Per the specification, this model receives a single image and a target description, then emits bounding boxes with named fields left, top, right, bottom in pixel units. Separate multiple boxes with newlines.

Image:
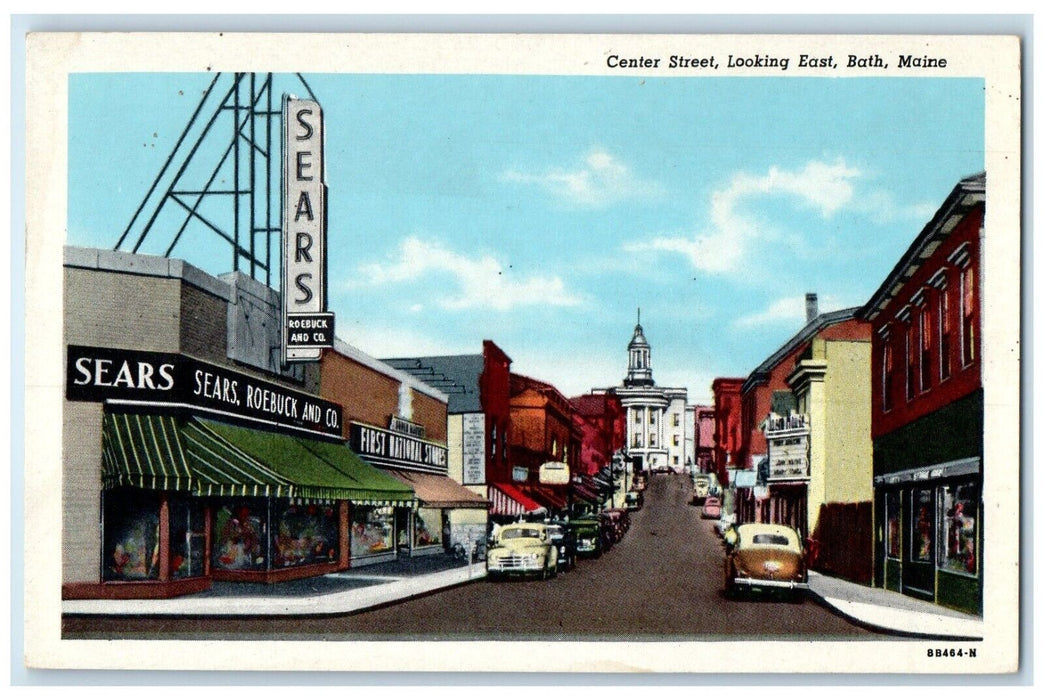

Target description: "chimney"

left=805, top=293, right=819, bottom=323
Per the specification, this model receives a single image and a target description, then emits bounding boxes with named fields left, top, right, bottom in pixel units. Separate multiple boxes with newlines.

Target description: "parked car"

left=625, top=490, right=643, bottom=511
left=692, top=474, right=711, bottom=504
left=604, top=508, right=630, bottom=542
left=486, top=522, right=558, bottom=580
left=723, top=523, right=808, bottom=600
left=701, top=496, right=722, bottom=519
left=569, top=517, right=604, bottom=558
left=546, top=522, right=577, bottom=572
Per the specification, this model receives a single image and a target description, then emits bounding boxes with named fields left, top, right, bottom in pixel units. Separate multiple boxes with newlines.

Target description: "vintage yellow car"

left=486, top=523, right=558, bottom=580
left=723, top=522, right=808, bottom=600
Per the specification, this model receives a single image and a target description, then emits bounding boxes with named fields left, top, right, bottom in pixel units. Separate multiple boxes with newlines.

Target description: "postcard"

left=23, top=31, right=1021, bottom=674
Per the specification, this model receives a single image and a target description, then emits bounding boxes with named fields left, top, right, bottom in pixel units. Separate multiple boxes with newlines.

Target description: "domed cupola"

left=624, top=309, right=654, bottom=387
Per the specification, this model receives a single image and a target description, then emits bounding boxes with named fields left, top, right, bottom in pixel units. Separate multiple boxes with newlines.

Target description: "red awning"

left=489, top=482, right=544, bottom=516
left=572, top=483, right=601, bottom=504
left=520, top=484, right=568, bottom=510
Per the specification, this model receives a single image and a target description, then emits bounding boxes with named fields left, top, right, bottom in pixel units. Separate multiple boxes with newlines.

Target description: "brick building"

left=857, top=172, right=985, bottom=614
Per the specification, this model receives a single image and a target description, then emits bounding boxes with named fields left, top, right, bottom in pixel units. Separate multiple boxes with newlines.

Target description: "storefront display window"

left=885, top=491, right=901, bottom=559
left=351, top=505, right=395, bottom=558
left=938, top=482, right=978, bottom=576
left=272, top=501, right=339, bottom=568
left=213, top=500, right=267, bottom=571
left=169, top=496, right=206, bottom=579
left=911, top=488, right=934, bottom=562
left=103, top=488, right=161, bottom=581
left=413, top=507, right=444, bottom=548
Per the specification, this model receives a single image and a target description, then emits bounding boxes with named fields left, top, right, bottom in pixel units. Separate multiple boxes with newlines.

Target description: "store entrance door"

left=902, top=486, right=936, bottom=600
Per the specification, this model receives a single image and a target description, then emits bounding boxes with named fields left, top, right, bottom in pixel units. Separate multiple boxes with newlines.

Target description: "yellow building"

left=780, top=329, right=873, bottom=583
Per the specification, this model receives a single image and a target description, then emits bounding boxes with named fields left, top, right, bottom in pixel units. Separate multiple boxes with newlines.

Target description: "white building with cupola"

left=594, top=314, right=691, bottom=474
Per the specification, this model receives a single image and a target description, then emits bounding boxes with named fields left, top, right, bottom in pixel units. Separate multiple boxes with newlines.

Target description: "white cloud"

left=350, top=236, right=582, bottom=311
left=626, top=158, right=863, bottom=274
left=502, top=148, right=663, bottom=207
left=732, top=293, right=848, bottom=329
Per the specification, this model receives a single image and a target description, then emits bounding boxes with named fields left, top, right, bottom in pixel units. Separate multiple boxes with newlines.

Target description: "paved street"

left=63, top=473, right=886, bottom=640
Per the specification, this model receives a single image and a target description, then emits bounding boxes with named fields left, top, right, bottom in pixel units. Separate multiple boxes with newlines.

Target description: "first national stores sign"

left=67, top=345, right=344, bottom=439
left=282, top=96, right=334, bottom=362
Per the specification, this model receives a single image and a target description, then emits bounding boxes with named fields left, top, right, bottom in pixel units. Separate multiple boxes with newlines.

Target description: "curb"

left=807, top=588, right=984, bottom=640
left=62, top=563, right=487, bottom=618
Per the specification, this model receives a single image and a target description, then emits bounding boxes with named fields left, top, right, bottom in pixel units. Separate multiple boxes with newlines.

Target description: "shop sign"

left=538, top=461, right=570, bottom=485
left=350, top=422, right=448, bottom=474
left=512, top=466, right=528, bottom=482
left=461, top=413, right=485, bottom=485
left=66, top=344, right=343, bottom=439
left=389, top=415, right=426, bottom=439
left=282, top=97, right=333, bottom=363
left=767, top=434, right=810, bottom=481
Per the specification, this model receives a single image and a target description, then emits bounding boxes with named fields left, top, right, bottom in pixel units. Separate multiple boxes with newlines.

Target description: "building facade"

left=711, top=378, right=744, bottom=488
left=693, top=405, right=715, bottom=475
left=63, top=248, right=417, bottom=598
left=779, top=329, right=873, bottom=583
left=857, top=172, right=985, bottom=615
left=735, top=298, right=870, bottom=546
left=322, top=342, right=488, bottom=563
left=606, top=318, right=690, bottom=474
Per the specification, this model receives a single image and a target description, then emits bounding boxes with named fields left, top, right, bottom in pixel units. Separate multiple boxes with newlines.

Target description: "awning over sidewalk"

left=572, top=482, right=601, bottom=504
left=385, top=469, right=489, bottom=509
left=489, top=482, right=544, bottom=516
left=519, top=484, right=568, bottom=510
left=102, top=411, right=414, bottom=505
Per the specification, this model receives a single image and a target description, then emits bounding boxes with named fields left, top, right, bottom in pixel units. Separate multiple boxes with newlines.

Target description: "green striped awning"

left=101, top=412, right=414, bottom=505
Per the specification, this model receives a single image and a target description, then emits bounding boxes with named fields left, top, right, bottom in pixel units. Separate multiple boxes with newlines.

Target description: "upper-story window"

left=882, top=342, right=894, bottom=412
left=961, top=265, right=977, bottom=366
left=490, top=424, right=498, bottom=460
left=634, top=409, right=642, bottom=423
left=919, top=303, right=933, bottom=392
left=672, top=414, right=680, bottom=427
left=649, top=412, right=656, bottom=425
left=939, top=281, right=952, bottom=381
left=905, top=325, right=916, bottom=402
left=633, top=433, right=642, bottom=448
left=551, top=437, right=558, bottom=458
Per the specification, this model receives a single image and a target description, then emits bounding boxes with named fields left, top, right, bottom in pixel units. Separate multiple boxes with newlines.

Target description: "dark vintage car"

left=625, top=490, right=643, bottom=511
left=723, top=523, right=809, bottom=600
left=546, top=522, right=577, bottom=572
left=569, top=517, right=604, bottom=558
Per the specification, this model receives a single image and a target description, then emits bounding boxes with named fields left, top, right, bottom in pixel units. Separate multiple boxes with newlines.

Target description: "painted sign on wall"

left=461, top=413, right=486, bottom=485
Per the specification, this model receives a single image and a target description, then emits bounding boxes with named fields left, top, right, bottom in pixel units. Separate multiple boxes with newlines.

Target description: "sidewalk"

left=62, top=554, right=487, bottom=617
left=807, top=570, right=984, bottom=640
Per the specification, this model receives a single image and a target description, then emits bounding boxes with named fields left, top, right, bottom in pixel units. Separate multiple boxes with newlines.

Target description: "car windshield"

left=501, top=528, right=542, bottom=540
left=546, top=526, right=563, bottom=538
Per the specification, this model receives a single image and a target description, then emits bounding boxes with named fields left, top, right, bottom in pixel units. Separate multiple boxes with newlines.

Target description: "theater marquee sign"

left=66, top=345, right=343, bottom=439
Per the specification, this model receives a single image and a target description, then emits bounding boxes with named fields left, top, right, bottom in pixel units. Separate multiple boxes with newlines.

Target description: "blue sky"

left=68, top=72, right=984, bottom=403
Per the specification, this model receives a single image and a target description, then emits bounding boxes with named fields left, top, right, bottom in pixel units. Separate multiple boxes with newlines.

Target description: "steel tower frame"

left=114, top=72, right=316, bottom=288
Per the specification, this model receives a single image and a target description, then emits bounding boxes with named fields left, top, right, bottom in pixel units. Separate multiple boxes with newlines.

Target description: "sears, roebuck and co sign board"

left=283, top=96, right=334, bottom=362
left=66, top=345, right=343, bottom=439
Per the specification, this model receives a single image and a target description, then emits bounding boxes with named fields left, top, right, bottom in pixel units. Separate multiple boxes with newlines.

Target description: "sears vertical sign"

left=282, top=96, right=335, bottom=363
